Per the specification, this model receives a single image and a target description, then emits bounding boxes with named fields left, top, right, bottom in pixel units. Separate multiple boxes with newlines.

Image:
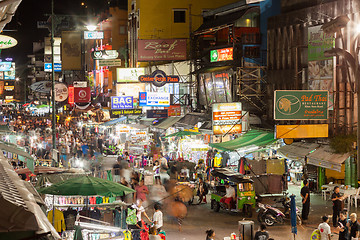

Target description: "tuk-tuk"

left=210, top=168, right=256, bottom=217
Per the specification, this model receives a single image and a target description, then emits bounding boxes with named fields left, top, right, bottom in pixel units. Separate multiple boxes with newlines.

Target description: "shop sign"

left=146, top=109, right=168, bottom=118
left=54, top=83, right=68, bottom=102
left=210, top=47, right=233, bottom=62
left=117, top=68, right=145, bottom=83
left=84, top=31, right=104, bottom=40
left=0, top=35, right=17, bottom=49
left=44, top=63, right=62, bottom=72
left=68, top=86, right=74, bottom=104
left=30, top=81, right=52, bottom=93
left=139, top=70, right=179, bottom=87
left=0, top=62, right=12, bottom=71
left=212, top=102, right=242, bottom=135
left=4, top=85, right=14, bottom=91
left=275, top=124, right=328, bottom=139
left=111, top=96, right=133, bottom=109
left=91, top=50, right=119, bottom=60
left=137, top=39, right=187, bottom=61
left=99, top=59, right=121, bottom=67
left=110, top=109, right=142, bottom=117
left=116, top=83, right=145, bottom=98
left=73, top=81, right=87, bottom=88
left=308, top=25, right=334, bottom=61
left=74, top=87, right=91, bottom=103
left=139, top=92, right=170, bottom=107
left=274, top=90, right=328, bottom=120
left=166, top=105, right=181, bottom=116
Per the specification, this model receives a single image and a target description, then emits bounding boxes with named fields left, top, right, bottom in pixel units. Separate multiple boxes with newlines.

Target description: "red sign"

left=166, top=105, right=181, bottom=116
left=74, top=87, right=91, bottom=103
left=210, top=47, right=233, bottom=62
left=137, top=39, right=187, bottom=61
left=68, top=86, right=74, bottom=104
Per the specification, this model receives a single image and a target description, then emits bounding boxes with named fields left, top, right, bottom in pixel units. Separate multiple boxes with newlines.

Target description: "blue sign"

left=84, top=31, right=104, bottom=40
left=111, top=96, right=134, bottom=109
left=0, top=62, right=12, bottom=71
left=44, top=63, right=62, bottom=72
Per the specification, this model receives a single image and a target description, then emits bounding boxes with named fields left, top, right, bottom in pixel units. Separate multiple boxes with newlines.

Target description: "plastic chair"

left=322, top=182, right=333, bottom=201
left=351, top=187, right=360, bottom=208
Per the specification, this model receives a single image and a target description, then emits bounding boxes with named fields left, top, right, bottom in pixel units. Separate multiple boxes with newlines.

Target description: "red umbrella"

left=16, top=166, right=65, bottom=175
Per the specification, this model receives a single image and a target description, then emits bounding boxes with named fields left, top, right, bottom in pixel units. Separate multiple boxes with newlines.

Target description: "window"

left=174, top=10, right=186, bottom=23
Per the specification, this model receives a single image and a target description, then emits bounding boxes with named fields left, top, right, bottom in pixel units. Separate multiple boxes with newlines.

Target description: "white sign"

left=116, top=83, right=145, bottom=98
left=84, top=31, right=104, bottom=40
left=73, top=81, right=88, bottom=88
left=99, top=59, right=121, bottom=67
left=117, top=68, right=145, bottom=83
left=30, top=81, right=52, bottom=93
left=0, top=35, right=18, bottom=49
left=54, top=83, right=68, bottom=102
left=139, top=92, right=170, bottom=107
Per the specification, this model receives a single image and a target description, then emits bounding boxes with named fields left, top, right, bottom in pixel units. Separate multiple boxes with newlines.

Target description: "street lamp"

left=86, top=25, right=97, bottom=31
left=323, top=16, right=360, bottom=179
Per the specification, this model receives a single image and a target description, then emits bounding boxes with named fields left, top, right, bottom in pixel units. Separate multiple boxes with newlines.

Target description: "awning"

left=277, top=142, right=319, bottom=161
left=176, top=112, right=209, bottom=128
left=209, top=129, right=276, bottom=151
left=100, top=116, right=127, bottom=126
left=154, top=117, right=182, bottom=129
left=307, top=145, right=350, bottom=172
left=194, top=7, right=259, bottom=35
left=191, top=66, right=233, bottom=75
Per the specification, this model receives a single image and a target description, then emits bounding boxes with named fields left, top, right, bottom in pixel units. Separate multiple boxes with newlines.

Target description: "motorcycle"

left=257, top=195, right=302, bottom=226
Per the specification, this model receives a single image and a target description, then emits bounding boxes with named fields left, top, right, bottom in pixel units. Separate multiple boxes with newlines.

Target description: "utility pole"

left=51, top=0, right=56, bottom=157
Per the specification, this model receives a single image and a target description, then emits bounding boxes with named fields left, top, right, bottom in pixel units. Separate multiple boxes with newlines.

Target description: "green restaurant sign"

left=274, top=90, right=328, bottom=120
left=0, top=35, right=17, bottom=49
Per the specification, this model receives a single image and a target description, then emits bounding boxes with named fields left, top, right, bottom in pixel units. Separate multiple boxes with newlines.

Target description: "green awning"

left=209, top=129, right=276, bottom=151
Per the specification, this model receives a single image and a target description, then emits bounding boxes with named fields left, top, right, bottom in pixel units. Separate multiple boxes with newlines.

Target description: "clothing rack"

left=54, top=201, right=129, bottom=208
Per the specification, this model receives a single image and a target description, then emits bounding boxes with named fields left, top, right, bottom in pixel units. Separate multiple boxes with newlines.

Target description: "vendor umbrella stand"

left=165, top=130, right=201, bottom=138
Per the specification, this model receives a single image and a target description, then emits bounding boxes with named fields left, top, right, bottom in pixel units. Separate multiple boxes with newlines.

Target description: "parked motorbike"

left=257, top=195, right=302, bottom=226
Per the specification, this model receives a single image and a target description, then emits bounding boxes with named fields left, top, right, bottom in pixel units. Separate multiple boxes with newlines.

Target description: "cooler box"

left=238, top=220, right=254, bottom=240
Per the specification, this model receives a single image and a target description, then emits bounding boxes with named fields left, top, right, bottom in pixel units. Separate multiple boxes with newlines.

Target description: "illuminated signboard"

left=139, top=92, right=170, bottom=107
left=91, top=50, right=119, bottom=60
left=117, top=68, right=145, bottom=83
left=0, top=35, right=17, bottom=49
left=84, top=31, right=104, bottom=40
left=210, top=47, right=233, bottom=62
left=111, top=96, right=134, bottom=109
left=116, top=83, right=145, bottom=98
left=0, top=62, right=13, bottom=71
left=68, top=86, right=74, bottom=104
left=139, top=70, right=179, bottom=87
left=212, top=102, right=242, bottom=135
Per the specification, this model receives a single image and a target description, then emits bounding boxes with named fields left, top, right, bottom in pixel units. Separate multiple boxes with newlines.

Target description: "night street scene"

left=3, top=0, right=360, bottom=239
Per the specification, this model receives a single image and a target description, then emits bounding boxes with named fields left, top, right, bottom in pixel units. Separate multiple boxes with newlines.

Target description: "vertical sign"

left=68, top=86, right=74, bottom=104
left=212, top=102, right=242, bottom=135
left=61, top=31, right=82, bottom=70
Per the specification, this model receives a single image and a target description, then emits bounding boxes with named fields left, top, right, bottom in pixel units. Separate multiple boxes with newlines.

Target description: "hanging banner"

left=68, top=86, right=74, bottom=104
left=274, top=90, right=328, bottom=120
left=308, top=25, right=334, bottom=61
left=139, top=70, right=179, bottom=87
left=74, top=87, right=91, bottom=103
left=137, top=39, right=187, bottom=61
left=212, top=102, right=242, bottom=135
left=61, top=31, right=82, bottom=70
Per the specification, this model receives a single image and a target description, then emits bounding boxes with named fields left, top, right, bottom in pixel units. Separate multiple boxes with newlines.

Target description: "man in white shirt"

left=152, top=203, right=163, bottom=232
left=318, top=216, right=332, bottom=240
left=220, top=182, right=235, bottom=210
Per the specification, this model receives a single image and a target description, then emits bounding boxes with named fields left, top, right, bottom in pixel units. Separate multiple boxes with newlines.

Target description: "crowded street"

left=2, top=0, right=360, bottom=240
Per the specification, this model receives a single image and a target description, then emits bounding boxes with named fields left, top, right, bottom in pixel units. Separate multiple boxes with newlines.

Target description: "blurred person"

left=349, top=213, right=360, bottom=239
left=254, top=224, right=269, bottom=240
left=197, top=178, right=208, bottom=204
left=337, top=210, right=348, bottom=240
left=205, top=229, right=215, bottom=240
left=149, top=227, right=161, bottom=240
left=135, top=179, right=149, bottom=202
left=318, top=216, right=331, bottom=240
left=300, top=179, right=310, bottom=221
left=152, top=203, right=163, bottom=233
left=153, top=160, right=161, bottom=185
left=131, top=199, right=152, bottom=229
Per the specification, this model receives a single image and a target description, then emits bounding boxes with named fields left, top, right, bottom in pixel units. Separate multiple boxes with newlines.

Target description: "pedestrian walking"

left=254, top=224, right=269, bottom=240
left=318, top=216, right=332, bottom=240
left=205, top=229, right=215, bottom=240
left=331, top=186, right=346, bottom=227
left=349, top=213, right=360, bottom=240
left=300, top=179, right=310, bottom=221
left=152, top=203, right=163, bottom=233
left=337, top=210, right=349, bottom=240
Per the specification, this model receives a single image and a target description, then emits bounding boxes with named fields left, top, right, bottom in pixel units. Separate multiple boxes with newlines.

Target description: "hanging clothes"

left=63, top=207, right=78, bottom=230
left=213, top=152, right=222, bottom=168
left=47, top=209, right=66, bottom=233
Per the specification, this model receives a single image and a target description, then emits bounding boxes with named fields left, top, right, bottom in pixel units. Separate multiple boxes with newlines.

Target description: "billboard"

left=139, top=92, right=170, bottom=107
left=210, top=47, right=233, bottom=62
left=137, top=39, right=187, bottom=61
left=274, top=90, right=328, bottom=120
left=111, top=96, right=133, bottom=109
left=116, top=83, right=145, bottom=98
left=74, top=87, right=91, bottom=103
left=117, top=68, right=145, bottom=83
left=139, top=69, right=179, bottom=87
left=61, top=31, right=82, bottom=70
left=84, top=31, right=104, bottom=40
left=212, top=102, right=242, bottom=135
left=276, top=124, right=328, bottom=139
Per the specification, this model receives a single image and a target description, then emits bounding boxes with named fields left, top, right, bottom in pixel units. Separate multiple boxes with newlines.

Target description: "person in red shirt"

left=135, top=179, right=149, bottom=202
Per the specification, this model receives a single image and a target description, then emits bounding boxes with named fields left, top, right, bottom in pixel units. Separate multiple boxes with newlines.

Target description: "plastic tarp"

left=209, top=129, right=276, bottom=151
left=307, top=145, right=350, bottom=172
left=277, top=142, right=320, bottom=161
left=154, top=117, right=181, bottom=129
left=100, top=116, right=127, bottom=126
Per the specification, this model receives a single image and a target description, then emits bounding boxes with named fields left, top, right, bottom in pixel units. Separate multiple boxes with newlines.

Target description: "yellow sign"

left=276, top=124, right=328, bottom=139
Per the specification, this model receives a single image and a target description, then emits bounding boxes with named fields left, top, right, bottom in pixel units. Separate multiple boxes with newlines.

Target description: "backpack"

left=310, top=229, right=321, bottom=240
left=126, top=208, right=137, bottom=225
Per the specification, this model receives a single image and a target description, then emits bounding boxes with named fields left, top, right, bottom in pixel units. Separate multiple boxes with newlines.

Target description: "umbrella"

left=165, top=131, right=201, bottom=138
left=38, top=175, right=135, bottom=197
left=290, top=195, right=297, bottom=239
left=16, top=166, right=65, bottom=175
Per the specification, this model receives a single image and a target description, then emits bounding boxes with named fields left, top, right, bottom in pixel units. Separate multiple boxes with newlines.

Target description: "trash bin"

left=238, top=220, right=254, bottom=240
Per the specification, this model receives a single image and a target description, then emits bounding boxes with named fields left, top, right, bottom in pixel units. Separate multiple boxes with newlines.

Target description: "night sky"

left=2, top=0, right=125, bottom=68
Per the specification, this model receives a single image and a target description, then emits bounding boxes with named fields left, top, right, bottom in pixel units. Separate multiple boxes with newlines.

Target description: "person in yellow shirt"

left=47, top=208, right=66, bottom=233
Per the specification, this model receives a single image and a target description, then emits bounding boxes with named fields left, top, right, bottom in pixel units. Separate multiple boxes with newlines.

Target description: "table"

left=340, top=188, right=357, bottom=207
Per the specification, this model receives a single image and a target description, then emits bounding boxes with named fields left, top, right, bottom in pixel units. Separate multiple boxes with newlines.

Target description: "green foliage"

left=330, top=133, right=356, bottom=154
